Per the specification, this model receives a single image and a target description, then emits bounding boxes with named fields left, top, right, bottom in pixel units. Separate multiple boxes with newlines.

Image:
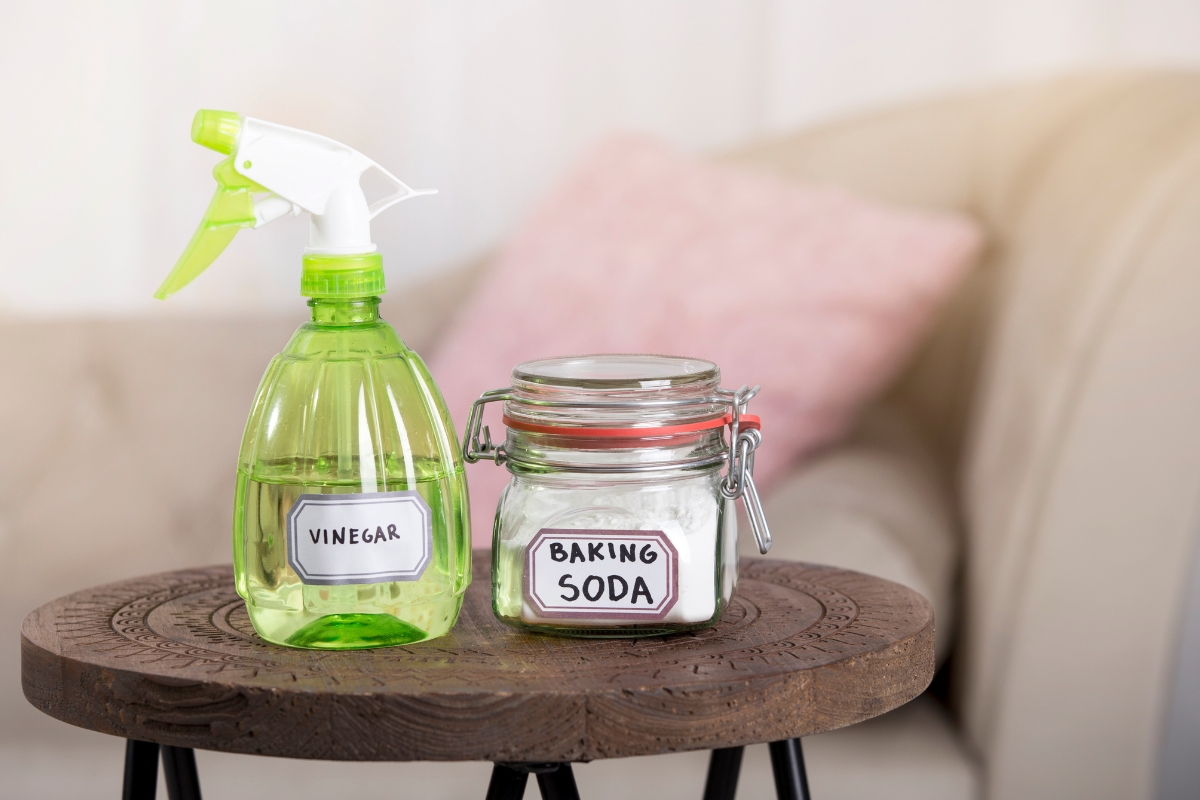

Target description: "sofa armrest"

left=754, top=403, right=959, bottom=664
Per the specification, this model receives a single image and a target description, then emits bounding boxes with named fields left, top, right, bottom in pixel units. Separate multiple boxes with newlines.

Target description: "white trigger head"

left=234, top=117, right=436, bottom=255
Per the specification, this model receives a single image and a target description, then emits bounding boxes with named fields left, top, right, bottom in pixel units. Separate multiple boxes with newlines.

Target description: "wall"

left=2, top=0, right=1200, bottom=317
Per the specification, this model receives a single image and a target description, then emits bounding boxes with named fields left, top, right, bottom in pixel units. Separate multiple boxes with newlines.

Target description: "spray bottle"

left=157, top=110, right=470, bottom=649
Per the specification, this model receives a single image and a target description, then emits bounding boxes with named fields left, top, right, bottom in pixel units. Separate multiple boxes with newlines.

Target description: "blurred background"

left=4, top=0, right=1200, bottom=316
left=5, top=2, right=1200, bottom=800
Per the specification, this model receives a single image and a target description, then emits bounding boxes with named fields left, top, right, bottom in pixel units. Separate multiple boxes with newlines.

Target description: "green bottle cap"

left=301, top=253, right=387, bottom=298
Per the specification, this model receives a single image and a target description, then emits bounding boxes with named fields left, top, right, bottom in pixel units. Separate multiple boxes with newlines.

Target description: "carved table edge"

left=19, top=609, right=934, bottom=762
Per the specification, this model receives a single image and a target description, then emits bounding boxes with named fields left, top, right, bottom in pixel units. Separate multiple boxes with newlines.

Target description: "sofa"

left=4, top=70, right=1199, bottom=799
left=734, top=69, right=1200, bottom=799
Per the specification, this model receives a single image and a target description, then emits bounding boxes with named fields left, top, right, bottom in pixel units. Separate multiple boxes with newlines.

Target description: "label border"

left=285, top=492, right=432, bottom=586
left=524, top=528, right=679, bottom=620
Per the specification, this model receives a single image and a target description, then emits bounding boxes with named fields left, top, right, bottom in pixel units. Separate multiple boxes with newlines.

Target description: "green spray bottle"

left=157, top=110, right=470, bottom=649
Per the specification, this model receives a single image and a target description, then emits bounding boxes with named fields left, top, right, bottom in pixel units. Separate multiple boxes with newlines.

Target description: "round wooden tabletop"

left=21, top=551, right=933, bottom=763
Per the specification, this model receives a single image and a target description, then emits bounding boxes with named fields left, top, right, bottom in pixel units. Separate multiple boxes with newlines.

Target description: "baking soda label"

left=525, top=529, right=679, bottom=620
left=286, top=492, right=432, bottom=585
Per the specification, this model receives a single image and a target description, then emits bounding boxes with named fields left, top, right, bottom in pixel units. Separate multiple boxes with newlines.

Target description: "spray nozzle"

left=192, top=110, right=241, bottom=154
left=155, top=109, right=435, bottom=300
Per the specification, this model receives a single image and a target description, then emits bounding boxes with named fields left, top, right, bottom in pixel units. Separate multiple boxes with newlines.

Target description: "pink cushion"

left=428, top=136, right=982, bottom=546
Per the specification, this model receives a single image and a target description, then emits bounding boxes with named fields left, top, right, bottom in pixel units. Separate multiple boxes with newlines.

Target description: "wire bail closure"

left=463, top=388, right=513, bottom=466
left=462, top=384, right=772, bottom=554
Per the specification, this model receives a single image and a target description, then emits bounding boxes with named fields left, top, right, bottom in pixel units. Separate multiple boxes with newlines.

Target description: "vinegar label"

left=525, top=529, right=678, bottom=620
left=286, top=492, right=432, bottom=585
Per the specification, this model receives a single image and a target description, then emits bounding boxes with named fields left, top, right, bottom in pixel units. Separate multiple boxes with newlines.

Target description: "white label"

left=286, top=492, right=432, bottom=585
left=524, top=529, right=678, bottom=620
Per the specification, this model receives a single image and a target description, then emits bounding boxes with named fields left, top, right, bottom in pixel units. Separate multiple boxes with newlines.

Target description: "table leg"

left=768, top=738, right=811, bottom=800
left=533, top=763, right=580, bottom=800
left=122, top=740, right=159, bottom=800
left=487, top=763, right=580, bottom=800
left=702, top=746, right=744, bottom=800
left=161, top=745, right=203, bottom=800
left=486, top=763, right=530, bottom=800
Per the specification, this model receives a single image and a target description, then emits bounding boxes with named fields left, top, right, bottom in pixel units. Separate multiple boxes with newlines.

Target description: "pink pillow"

left=429, top=136, right=982, bottom=547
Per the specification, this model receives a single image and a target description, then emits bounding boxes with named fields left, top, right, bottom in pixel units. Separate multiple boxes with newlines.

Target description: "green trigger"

left=154, top=158, right=266, bottom=300
left=154, top=111, right=265, bottom=300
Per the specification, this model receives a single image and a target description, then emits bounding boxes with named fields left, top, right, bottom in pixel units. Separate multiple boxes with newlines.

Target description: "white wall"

left=2, top=0, right=1200, bottom=317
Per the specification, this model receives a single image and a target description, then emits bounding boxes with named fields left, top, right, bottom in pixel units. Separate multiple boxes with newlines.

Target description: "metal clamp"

left=462, top=384, right=772, bottom=554
left=463, top=388, right=512, bottom=465
left=718, top=386, right=771, bottom=555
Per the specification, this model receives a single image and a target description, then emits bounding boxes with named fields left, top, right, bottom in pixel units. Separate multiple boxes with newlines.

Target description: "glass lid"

left=512, top=354, right=720, bottom=391
left=506, top=354, right=726, bottom=432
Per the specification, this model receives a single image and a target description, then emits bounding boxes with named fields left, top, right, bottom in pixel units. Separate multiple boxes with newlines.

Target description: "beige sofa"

left=735, top=69, right=1200, bottom=800
left=5, top=71, right=1199, bottom=799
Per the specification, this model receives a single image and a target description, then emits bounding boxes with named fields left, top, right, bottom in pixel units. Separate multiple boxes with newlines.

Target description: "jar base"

left=495, top=616, right=719, bottom=638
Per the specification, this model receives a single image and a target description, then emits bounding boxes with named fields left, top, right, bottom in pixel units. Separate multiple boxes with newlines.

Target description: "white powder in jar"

left=495, top=472, right=736, bottom=625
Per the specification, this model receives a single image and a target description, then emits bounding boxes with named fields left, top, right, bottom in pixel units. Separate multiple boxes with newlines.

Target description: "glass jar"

left=464, top=354, right=771, bottom=637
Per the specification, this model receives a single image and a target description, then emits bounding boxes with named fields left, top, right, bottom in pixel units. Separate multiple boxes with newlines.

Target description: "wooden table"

left=21, top=552, right=934, bottom=800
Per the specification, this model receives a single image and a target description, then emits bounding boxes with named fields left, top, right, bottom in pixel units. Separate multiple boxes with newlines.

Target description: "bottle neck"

left=308, top=296, right=381, bottom=326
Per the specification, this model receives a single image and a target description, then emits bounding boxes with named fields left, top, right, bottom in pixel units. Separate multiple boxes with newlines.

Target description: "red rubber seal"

left=502, top=412, right=761, bottom=439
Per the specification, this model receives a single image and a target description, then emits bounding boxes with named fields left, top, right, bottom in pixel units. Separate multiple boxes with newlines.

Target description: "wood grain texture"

left=21, top=552, right=933, bottom=762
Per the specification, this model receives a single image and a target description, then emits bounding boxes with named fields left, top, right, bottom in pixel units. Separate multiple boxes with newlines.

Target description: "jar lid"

left=513, top=354, right=719, bottom=390
left=504, top=354, right=728, bottom=436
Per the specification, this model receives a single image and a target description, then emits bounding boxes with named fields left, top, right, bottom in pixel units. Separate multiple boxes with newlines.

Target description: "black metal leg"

left=486, top=763, right=531, bottom=800
left=768, top=738, right=811, bottom=800
left=702, top=746, right=744, bottom=800
left=486, top=762, right=579, bottom=800
left=161, top=745, right=202, bottom=800
left=122, top=740, right=159, bottom=800
left=534, top=763, right=580, bottom=800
